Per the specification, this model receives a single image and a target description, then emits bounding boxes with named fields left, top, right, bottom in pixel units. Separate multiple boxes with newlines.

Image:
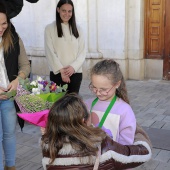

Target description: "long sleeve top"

left=85, top=98, right=136, bottom=145
left=0, top=37, right=9, bottom=89
left=44, top=22, right=86, bottom=74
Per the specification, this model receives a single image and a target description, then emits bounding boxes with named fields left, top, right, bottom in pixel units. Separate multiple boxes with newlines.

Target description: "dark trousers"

left=50, top=72, right=82, bottom=94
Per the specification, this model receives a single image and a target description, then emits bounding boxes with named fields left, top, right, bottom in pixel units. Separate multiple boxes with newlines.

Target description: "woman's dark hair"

left=56, top=0, right=79, bottom=38
left=0, top=2, right=13, bottom=53
left=41, top=93, right=106, bottom=164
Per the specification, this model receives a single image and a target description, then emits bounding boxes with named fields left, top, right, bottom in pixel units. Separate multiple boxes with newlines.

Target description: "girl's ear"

left=57, top=7, right=60, bottom=13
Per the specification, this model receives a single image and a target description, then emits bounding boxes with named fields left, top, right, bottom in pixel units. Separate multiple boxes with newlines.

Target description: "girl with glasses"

left=85, top=59, right=136, bottom=145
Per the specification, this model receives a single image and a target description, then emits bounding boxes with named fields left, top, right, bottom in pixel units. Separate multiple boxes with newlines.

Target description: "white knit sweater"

left=44, top=22, right=86, bottom=74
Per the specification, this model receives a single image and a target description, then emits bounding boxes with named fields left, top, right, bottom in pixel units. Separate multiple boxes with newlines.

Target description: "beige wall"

left=14, top=0, right=163, bottom=80
left=144, top=59, right=163, bottom=80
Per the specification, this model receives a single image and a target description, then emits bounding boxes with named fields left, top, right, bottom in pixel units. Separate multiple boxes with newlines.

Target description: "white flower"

left=30, top=81, right=37, bottom=86
left=37, top=76, right=43, bottom=81
left=32, top=88, right=40, bottom=94
left=38, top=83, right=44, bottom=90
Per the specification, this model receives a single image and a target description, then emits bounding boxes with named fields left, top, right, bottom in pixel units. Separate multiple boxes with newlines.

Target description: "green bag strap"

left=90, top=95, right=117, bottom=128
left=90, top=97, right=98, bottom=113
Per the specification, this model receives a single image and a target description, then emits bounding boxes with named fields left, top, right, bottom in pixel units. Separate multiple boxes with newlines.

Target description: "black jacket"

left=4, top=25, right=20, bottom=82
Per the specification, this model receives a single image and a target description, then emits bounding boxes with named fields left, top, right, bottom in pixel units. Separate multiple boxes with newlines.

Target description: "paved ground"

left=14, top=79, right=170, bottom=170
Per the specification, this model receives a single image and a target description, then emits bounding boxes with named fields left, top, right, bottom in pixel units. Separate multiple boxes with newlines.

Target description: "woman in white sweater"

left=44, top=0, right=85, bottom=94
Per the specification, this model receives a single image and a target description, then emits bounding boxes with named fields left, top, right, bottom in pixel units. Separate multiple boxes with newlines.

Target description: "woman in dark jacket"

left=2, top=0, right=40, bottom=131
left=0, top=2, right=30, bottom=170
left=41, top=94, right=152, bottom=170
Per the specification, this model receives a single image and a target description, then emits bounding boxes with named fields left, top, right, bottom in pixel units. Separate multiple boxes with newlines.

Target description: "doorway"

left=163, top=0, right=170, bottom=79
left=144, top=0, right=170, bottom=80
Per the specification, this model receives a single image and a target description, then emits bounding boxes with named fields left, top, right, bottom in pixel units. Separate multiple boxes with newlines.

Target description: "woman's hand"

left=64, top=66, right=75, bottom=77
left=60, top=68, right=71, bottom=83
left=7, top=78, right=19, bottom=92
left=62, top=75, right=70, bottom=83
left=0, top=87, right=8, bottom=100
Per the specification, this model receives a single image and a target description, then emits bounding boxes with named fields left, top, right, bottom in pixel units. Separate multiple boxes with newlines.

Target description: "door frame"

left=163, top=0, right=170, bottom=80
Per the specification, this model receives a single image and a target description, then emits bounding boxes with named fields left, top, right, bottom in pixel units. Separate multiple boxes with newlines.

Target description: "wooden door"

left=163, top=0, right=170, bottom=80
left=144, top=0, right=165, bottom=59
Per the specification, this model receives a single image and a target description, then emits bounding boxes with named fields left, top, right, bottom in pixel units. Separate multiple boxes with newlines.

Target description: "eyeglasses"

left=89, top=83, right=115, bottom=95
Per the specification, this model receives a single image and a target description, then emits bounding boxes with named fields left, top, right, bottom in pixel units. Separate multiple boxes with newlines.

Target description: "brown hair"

left=41, top=93, right=106, bottom=164
left=90, top=59, right=130, bottom=104
left=0, top=2, right=13, bottom=53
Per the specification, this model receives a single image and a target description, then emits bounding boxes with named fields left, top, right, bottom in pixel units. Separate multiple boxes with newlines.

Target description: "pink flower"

left=50, top=84, right=57, bottom=92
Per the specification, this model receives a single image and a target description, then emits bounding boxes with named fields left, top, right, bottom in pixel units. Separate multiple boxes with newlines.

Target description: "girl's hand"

left=0, top=87, right=8, bottom=100
left=40, top=127, right=46, bottom=135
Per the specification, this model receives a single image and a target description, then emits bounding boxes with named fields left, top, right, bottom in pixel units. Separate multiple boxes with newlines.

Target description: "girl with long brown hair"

left=41, top=93, right=151, bottom=169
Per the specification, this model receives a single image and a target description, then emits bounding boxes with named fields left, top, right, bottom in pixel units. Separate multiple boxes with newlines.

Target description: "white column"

left=86, top=0, right=102, bottom=58
left=126, top=0, right=144, bottom=80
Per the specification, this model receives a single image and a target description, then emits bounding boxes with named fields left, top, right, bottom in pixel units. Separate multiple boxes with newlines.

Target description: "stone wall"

left=12, top=0, right=163, bottom=80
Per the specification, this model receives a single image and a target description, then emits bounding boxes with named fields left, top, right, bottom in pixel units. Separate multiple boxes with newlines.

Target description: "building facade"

left=12, top=0, right=164, bottom=80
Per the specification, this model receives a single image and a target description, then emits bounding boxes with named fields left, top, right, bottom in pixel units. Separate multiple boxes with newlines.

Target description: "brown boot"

left=4, top=166, right=16, bottom=170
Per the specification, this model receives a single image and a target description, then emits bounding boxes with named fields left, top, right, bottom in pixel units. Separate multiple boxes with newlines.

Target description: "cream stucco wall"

left=11, top=0, right=163, bottom=80
left=12, top=0, right=56, bottom=56
left=126, top=0, right=145, bottom=80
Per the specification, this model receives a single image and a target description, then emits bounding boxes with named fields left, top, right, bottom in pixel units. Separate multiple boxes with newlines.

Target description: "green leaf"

left=45, top=86, right=50, bottom=93
left=62, top=84, right=68, bottom=91
left=36, top=92, right=66, bottom=102
left=0, top=90, right=17, bottom=99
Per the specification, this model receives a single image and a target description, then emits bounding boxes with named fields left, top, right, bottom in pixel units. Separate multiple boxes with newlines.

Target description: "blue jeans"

left=0, top=99, right=17, bottom=168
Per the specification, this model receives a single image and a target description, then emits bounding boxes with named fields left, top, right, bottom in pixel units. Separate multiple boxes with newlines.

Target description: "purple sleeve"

left=84, top=98, right=94, bottom=111
left=118, top=106, right=136, bottom=145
